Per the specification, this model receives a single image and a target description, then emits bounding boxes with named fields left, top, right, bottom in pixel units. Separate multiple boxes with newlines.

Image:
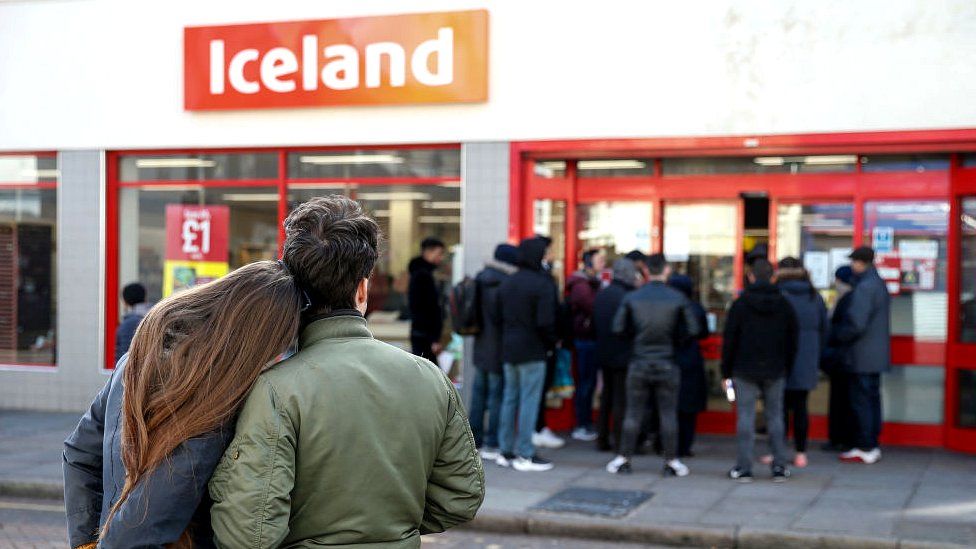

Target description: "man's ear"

left=355, top=277, right=369, bottom=311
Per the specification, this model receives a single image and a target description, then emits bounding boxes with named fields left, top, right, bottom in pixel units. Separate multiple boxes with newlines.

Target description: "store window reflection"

left=0, top=184, right=57, bottom=366
left=863, top=201, right=949, bottom=341
left=960, top=198, right=976, bottom=343
left=117, top=186, right=279, bottom=305
left=776, top=203, right=853, bottom=307
left=533, top=199, right=566, bottom=291
left=288, top=184, right=461, bottom=349
left=577, top=202, right=652, bottom=263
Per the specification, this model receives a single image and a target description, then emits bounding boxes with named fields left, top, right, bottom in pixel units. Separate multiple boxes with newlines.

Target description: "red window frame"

left=104, top=144, right=460, bottom=370
left=0, top=151, right=58, bottom=369
left=510, top=129, right=976, bottom=450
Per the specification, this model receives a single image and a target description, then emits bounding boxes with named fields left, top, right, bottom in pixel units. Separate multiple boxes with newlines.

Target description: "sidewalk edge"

left=0, top=479, right=63, bottom=500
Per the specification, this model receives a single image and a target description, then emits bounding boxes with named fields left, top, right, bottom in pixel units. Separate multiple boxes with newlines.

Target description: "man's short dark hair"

left=582, top=248, right=599, bottom=268
left=751, top=258, right=774, bottom=283
left=646, top=253, right=668, bottom=276
left=421, top=237, right=445, bottom=252
left=282, top=196, right=380, bottom=314
left=122, top=283, right=146, bottom=306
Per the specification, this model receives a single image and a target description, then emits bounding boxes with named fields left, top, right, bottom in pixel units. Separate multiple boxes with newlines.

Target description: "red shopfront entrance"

left=510, top=129, right=976, bottom=453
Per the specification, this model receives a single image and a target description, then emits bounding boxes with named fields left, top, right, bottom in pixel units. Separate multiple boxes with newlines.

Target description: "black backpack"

left=450, top=276, right=482, bottom=335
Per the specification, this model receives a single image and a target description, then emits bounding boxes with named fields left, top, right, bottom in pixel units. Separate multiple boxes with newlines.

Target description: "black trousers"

left=827, top=371, right=854, bottom=448
left=597, top=368, right=628, bottom=451
left=677, top=411, right=698, bottom=457
left=620, top=364, right=679, bottom=461
left=410, top=337, right=437, bottom=362
left=849, top=373, right=882, bottom=451
left=784, top=389, right=809, bottom=452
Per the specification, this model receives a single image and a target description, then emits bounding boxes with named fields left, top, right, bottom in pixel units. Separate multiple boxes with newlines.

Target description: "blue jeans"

left=734, top=377, right=787, bottom=472
left=469, top=368, right=504, bottom=448
left=573, top=339, right=598, bottom=430
left=498, top=360, right=546, bottom=459
left=849, top=373, right=882, bottom=451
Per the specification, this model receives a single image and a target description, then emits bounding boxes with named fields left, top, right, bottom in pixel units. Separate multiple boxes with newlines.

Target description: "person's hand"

left=432, top=342, right=444, bottom=355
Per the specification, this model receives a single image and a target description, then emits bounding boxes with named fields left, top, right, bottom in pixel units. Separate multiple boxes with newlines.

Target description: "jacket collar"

left=300, top=311, right=372, bottom=347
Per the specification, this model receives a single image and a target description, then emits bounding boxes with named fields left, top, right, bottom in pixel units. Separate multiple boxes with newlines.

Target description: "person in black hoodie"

left=821, top=265, right=857, bottom=452
left=408, top=237, right=446, bottom=361
left=594, top=258, right=639, bottom=452
left=496, top=236, right=559, bottom=472
left=722, top=259, right=798, bottom=483
left=668, top=274, right=710, bottom=458
left=470, top=243, right=519, bottom=461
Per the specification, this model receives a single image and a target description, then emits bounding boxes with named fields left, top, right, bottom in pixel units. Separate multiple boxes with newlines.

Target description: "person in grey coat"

left=772, top=258, right=828, bottom=469
left=835, top=246, right=891, bottom=464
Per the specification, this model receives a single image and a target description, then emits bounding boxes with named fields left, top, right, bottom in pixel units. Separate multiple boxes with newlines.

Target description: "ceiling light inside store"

left=577, top=160, right=646, bottom=170
left=139, top=184, right=204, bottom=192
left=221, top=193, right=280, bottom=202
left=287, top=182, right=357, bottom=190
left=135, top=158, right=217, bottom=168
left=419, top=216, right=461, bottom=224
left=19, top=168, right=60, bottom=178
left=438, top=181, right=462, bottom=188
left=754, top=155, right=858, bottom=166
left=356, top=192, right=431, bottom=200
left=299, top=154, right=404, bottom=165
left=373, top=210, right=391, bottom=217
left=423, top=201, right=462, bottom=209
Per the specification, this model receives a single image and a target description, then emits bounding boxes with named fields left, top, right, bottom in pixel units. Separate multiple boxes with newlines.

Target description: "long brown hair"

left=100, top=260, right=302, bottom=546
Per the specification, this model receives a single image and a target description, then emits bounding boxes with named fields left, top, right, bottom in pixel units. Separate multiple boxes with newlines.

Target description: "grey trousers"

left=620, top=363, right=679, bottom=461
left=734, top=376, right=787, bottom=472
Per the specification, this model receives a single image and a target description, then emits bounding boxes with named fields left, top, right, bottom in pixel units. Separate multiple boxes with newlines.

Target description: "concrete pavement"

left=2, top=410, right=975, bottom=548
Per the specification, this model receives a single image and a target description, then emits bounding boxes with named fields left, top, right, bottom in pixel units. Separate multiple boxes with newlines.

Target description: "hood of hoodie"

left=484, top=259, right=517, bottom=277
left=779, top=278, right=814, bottom=296
left=567, top=270, right=599, bottom=291
left=408, top=256, right=436, bottom=274
left=741, top=282, right=785, bottom=314
left=517, top=237, right=548, bottom=270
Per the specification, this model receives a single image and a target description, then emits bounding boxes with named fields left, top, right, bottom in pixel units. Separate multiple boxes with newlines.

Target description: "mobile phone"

left=724, top=379, right=736, bottom=403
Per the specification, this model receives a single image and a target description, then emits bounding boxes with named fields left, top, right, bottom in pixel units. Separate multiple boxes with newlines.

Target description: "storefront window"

left=662, top=155, right=857, bottom=176
left=882, top=365, right=945, bottom=424
left=533, top=161, right=566, bottom=179
left=958, top=369, right=976, bottom=428
left=577, top=159, right=654, bottom=178
left=288, top=148, right=459, bottom=179
left=860, top=154, right=950, bottom=172
left=0, top=155, right=57, bottom=367
left=119, top=153, right=278, bottom=182
left=960, top=198, right=976, bottom=343
left=776, top=203, right=854, bottom=306
left=577, top=202, right=652, bottom=263
left=118, top=186, right=279, bottom=305
left=533, top=199, right=566, bottom=290
left=863, top=201, right=949, bottom=340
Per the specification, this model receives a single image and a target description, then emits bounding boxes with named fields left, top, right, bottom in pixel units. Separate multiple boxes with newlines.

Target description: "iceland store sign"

left=184, top=10, right=488, bottom=111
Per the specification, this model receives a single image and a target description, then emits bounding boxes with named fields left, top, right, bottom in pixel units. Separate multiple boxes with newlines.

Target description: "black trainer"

left=772, top=465, right=791, bottom=483
left=728, top=467, right=753, bottom=483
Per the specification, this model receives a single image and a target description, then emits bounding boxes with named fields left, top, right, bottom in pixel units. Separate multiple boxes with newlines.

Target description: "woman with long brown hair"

left=63, top=260, right=304, bottom=548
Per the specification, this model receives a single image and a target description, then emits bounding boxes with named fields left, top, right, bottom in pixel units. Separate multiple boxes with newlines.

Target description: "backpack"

left=450, top=276, right=482, bottom=335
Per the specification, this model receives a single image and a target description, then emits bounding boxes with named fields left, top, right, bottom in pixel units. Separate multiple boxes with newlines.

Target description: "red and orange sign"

left=184, top=10, right=489, bottom=111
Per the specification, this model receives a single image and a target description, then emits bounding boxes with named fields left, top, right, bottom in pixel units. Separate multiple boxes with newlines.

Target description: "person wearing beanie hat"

left=593, top=258, right=640, bottom=452
left=469, top=244, right=520, bottom=461
left=820, top=264, right=858, bottom=452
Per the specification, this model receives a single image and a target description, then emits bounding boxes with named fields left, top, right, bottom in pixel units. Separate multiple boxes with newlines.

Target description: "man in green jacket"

left=209, top=196, right=485, bottom=548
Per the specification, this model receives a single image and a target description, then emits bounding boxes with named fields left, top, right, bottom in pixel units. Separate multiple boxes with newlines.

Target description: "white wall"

left=1, top=0, right=976, bottom=151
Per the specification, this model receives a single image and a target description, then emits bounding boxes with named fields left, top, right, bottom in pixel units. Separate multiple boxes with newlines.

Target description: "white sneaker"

left=495, top=453, right=514, bottom=468
left=479, top=447, right=501, bottom=461
left=839, top=448, right=882, bottom=464
left=571, top=427, right=599, bottom=442
left=665, top=459, right=690, bottom=477
left=512, top=456, right=554, bottom=472
left=606, top=455, right=631, bottom=474
left=532, top=428, right=566, bottom=449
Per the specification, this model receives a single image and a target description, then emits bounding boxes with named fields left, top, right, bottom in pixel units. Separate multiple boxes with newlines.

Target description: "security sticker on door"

left=872, top=226, right=894, bottom=253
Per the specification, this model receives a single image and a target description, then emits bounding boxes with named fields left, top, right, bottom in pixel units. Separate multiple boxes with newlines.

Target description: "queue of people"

left=466, top=238, right=892, bottom=482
